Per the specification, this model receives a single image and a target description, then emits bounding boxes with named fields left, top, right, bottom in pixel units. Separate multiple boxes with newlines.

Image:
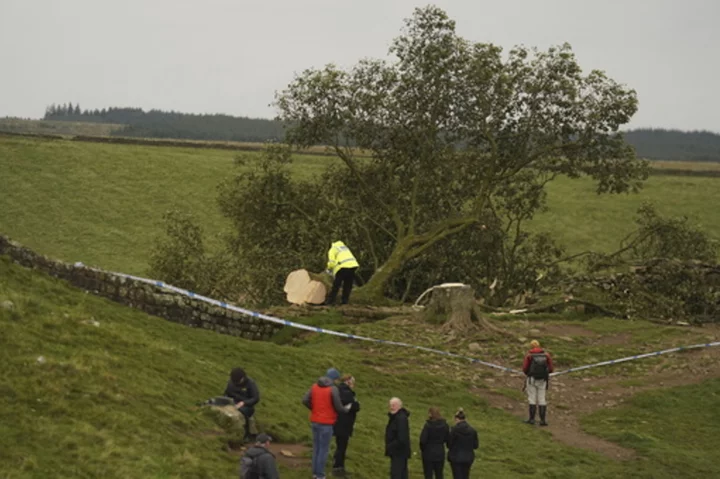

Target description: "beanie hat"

left=326, top=368, right=341, bottom=381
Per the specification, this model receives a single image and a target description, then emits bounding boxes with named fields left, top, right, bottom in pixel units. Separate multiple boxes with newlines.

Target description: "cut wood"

left=284, top=269, right=327, bottom=305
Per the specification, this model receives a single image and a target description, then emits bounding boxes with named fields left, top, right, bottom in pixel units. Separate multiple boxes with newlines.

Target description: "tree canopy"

left=271, top=5, right=648, bottom=299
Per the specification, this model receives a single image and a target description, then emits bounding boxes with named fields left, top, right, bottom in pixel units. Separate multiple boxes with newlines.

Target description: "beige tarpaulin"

left=284, top=269, right=327, bottom=305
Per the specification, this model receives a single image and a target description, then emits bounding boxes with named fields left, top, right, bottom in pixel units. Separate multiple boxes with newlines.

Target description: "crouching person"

left=225, top=368, right=261, bottom=441
left=240, top=433, right=279, bottom=479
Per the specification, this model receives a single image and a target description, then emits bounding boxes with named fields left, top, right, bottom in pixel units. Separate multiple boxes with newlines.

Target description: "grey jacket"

left=240, top=446, right=279, bottom=479
left=301, top=376, right=347, bottom=416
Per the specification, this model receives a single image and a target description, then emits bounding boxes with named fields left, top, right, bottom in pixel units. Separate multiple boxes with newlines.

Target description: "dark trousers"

left=328, top=267, right=357, bottom=305
left=237, top=406, right=254, bottom=439
left=450, top=462, right=472, bottom=479
left=390, top=456, right=408, bottom=479
left=333, top=435, right=350, bottom=468
left=423, top=459, right=444, bottom=479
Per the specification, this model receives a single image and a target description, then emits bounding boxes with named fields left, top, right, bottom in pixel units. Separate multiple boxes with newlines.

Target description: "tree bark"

left=422, top=284, right=477, bottom=332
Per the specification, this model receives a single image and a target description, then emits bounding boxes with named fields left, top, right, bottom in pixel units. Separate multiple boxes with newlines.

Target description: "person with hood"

left=224, top=367, right=261, bottom=442
left=325, top=241, right=360, bottom=305
left=385, top=397, right=411, bottom=479
left=302, top=368, right=349, bottom=479
left=239, top=433, right=279, bottom=479
left=447, top=409, right=479, bottom=479
left=419, top=407, right=450, bottom=479
left=332, top=375, right=361, bottom=478
left=522, top=339, right=554, bottom=426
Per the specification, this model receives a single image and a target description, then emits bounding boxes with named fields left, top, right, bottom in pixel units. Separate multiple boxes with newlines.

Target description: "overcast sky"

left=1, top=0, right=718, bottom=132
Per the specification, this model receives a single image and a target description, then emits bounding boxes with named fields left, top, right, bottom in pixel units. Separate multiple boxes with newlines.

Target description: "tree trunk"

left=357, top=242, right=410, bottom=301
left=423, top=284, right=477, bottom=332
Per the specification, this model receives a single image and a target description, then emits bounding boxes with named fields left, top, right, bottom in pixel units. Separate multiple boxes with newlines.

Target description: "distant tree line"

left=43, top=103, right=720, bottom=161
left=43, top=104, right=284, bottom=143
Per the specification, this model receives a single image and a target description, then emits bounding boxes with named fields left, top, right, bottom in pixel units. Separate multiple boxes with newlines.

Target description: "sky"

left=1, top=0, right=719, bottom=132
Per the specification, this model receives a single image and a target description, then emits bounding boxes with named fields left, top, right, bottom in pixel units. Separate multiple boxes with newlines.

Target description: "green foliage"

left=275, top=5, right=648, bottom=297
left=574, top=205, right=720, bottom=323
left=629, top=203, right=718, bottom=262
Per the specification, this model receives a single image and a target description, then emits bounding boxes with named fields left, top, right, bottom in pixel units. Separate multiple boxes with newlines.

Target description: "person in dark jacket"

left=224, top=368, right=261, bottom=442
left=420, top=407, right=449, bottom=479
left=447, top=409, right=478, bottom=479
left=239, top=433, right=279, bottom=479
left=385, top=397, right=411, bottom=479
left=332, top=375, right=360, bottom=478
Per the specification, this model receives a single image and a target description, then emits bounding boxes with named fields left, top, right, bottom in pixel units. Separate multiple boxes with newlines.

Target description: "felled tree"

left=275, top=5, right=648, bottom=301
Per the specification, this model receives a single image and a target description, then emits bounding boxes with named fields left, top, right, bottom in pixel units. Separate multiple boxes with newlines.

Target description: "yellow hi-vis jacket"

left=327, top=241, right=359, bottom=276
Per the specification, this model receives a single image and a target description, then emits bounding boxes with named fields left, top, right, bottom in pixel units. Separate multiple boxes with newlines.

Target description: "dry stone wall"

left=0, top=235, right=282, bottom=340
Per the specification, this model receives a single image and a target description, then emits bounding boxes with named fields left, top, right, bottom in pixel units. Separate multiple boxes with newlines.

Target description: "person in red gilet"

left=302, top=368, right=349, bottom=479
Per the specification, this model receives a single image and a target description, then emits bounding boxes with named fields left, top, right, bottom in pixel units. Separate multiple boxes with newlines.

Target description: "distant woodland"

left=43, top=103, right=720, bottom=162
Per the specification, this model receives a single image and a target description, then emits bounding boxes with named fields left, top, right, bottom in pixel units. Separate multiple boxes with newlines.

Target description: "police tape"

left=74, top=263, right=524, bottom=375
left=74, top=262, right=720, bottom=378
left=550, top=341, right=720, bottom=377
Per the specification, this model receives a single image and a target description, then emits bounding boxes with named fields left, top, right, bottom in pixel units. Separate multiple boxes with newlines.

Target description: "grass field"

left=0, top=118, right=125, bottom=137
left=2, top=135, right=719, bottom=276
left=3, top=256, right=720, bottom=478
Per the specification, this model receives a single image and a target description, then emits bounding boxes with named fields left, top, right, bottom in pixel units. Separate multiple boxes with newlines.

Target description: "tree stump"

left=423, top=284, right=477, bottom=332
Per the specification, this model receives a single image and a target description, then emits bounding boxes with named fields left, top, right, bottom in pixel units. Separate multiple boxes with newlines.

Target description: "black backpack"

left=528, top=352, right=549, bottom=379
left=240, top=451, right=265, bottom=479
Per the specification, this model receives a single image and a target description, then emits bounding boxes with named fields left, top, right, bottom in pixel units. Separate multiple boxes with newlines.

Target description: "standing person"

left=522, top=339, right=554, bottom=426
left=239, top=433, right=280, bottom=479
left=325, top=241, right=360, bottom=305
left=385, top=397, right=411, bottom=479
left=447, top=409, right=479, bottom=479
left=419, top=407, right=449, bottom=479
left=302, top=368, right=348, bottom=479
left=332, top=375, right=361, bottom=478
left=224, top=368, right=261, bottom=442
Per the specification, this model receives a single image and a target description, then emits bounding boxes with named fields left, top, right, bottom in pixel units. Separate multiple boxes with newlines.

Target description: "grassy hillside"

left=2, top=135, right=719, bottom=275
left=3, top=256, right=720, bottom=478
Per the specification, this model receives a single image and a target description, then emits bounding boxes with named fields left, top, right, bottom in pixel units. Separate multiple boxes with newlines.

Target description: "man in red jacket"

left=302, top=368, right=349, bottom=479
left=522, top=340, right=554, bottom=426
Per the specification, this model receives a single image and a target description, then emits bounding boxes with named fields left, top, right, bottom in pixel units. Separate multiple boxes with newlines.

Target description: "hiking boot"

left=524, top=405, right=537, bottom=425
left=539, top=405, right=548, bottom=426
left=523, top=418, right=536, bottom=425
left=332, top=467, right=347, bottom=477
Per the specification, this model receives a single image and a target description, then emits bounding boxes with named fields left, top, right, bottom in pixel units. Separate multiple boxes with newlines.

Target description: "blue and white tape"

left=550, top=341, right=720, bottom=377
left=73, top=262, right=720, bottom=377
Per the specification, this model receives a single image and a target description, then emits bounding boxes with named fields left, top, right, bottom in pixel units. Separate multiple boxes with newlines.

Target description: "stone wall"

left=0, top=235, right=282, bottom=340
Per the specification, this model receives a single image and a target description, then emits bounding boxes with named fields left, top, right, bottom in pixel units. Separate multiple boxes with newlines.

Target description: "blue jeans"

left=311, top=422, right=334, bottom=477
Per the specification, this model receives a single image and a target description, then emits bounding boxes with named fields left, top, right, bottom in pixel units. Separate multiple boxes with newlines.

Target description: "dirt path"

left=476, top=345, right=720, bottom=460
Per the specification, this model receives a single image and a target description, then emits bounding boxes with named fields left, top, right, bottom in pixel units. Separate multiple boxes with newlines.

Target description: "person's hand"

left=237, top=401, right=245, bottom=408
left=344, top=403, right=352, bottom=411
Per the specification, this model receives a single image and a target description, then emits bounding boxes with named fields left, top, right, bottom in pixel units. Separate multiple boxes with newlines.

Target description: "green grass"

left=2, top=135, right=720, bottom=276
left=0, top=136, right=335, bottom=274
left=582, top=379, right=720, bottom=477
left=533, top=174, right=720, bottom=255
left=6, top=256, right=720, bottom=478
left=0, top=118, right=124, bottom=137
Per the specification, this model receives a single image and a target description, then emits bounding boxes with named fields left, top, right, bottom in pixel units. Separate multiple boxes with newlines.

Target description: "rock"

left=1, top=300, right=14, bottom=311
left=559, top=336, right=574, bottom=342
left=280, top=450, right=294, bottom=457
left=36, top=356, right=46, bottom=364
left=529, top=328, right=541, bottom=334
left=83, top=318, right=100, bottom=327
left=517, top=337, right=528, bottom=343
left=468, top=342, right=482, bottom=352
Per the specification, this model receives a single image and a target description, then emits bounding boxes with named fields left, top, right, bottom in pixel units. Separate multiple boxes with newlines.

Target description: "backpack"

left=527, top=352, right=549, bottom=379
left=240, top=450, right=270, bottom=479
